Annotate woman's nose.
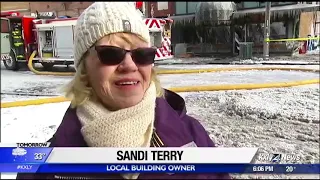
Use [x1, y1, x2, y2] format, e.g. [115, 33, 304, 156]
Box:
[117, 53, 138, 72]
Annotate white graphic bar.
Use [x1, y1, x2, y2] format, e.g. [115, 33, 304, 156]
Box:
[45, 147, 258, 164]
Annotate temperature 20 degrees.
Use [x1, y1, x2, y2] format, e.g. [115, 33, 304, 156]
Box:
[34, 153, 47, 160]
[286, 166, 296, 173]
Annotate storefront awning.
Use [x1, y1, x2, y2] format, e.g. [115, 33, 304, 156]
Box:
[232, 4, 320, 19]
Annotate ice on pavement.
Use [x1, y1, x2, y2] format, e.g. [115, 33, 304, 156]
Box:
[1, 63, 319, 179]
[160, 70, 319, 88]
[1, 64, 319, 102]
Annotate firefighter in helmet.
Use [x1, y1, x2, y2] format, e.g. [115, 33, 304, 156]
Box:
[11, 22, 25, 59]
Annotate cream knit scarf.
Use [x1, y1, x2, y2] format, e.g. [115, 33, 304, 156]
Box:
[76, 82, 156, 179]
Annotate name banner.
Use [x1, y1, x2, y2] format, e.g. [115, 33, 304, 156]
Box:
[0, 164, 319, 174]
[0, 147, 258, 164]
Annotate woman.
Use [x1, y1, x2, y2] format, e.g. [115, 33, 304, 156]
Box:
[17, 2, 230, 179]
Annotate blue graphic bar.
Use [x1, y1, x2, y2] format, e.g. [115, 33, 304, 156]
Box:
[0, 147, 52, 163]
[0, 164, 319, 174]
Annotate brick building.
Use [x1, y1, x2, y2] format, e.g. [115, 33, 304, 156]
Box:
[1, 2, 94, 17]
[29, 2, 93, 17]
[0, 2, 31, 15]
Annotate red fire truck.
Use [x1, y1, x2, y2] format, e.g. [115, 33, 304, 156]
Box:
[1, 11, 36, 70]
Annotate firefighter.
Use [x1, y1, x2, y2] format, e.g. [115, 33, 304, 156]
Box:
[11, 22, 25, 59]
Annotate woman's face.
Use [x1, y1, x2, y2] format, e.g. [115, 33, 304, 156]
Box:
[85, 33, 153, 110]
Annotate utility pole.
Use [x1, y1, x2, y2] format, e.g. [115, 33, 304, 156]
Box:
[263, 2, 271, 60]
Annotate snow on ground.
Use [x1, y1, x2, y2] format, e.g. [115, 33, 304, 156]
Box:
[160, 70, 319, 88]
[1, 62, 319, 179]
[155, 55, 320, 66]
[1, 63, 319, 102]
[156, 64, 320, 70]
[1, 102, 70, 143]
[1, 66, 71, 102]
[180, 85, 320, 179]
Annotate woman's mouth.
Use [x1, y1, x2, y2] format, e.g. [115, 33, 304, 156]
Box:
[115, 81, 139, 86]
[114, 79, 140, 88]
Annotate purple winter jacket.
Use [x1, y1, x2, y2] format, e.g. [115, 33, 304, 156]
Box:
[16, 89, 230, 179]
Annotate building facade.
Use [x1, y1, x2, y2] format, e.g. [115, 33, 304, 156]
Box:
[1, 2, 93, 17]
[233, 1, 320, 39]
[236, 2, 297, 9]
[174, 2, 198, 16]
[29, 2, 93, 17]
[1, 2, 31, 16]
[146, 2, 200, 18]
[146, 2, 175, 18]
[167, 1, 319, 56]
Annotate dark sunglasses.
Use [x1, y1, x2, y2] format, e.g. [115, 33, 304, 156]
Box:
[95, 45, 156, 65]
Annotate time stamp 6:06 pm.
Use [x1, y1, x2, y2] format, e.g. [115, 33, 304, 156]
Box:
[252, 165, 296, 173]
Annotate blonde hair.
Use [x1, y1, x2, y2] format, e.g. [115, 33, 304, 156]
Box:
[64, 33, 164, 108]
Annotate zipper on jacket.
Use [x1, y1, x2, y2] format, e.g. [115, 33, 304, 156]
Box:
[151, 128, 164, 147]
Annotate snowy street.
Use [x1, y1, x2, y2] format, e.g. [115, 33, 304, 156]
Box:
[1, 61, 319, 179]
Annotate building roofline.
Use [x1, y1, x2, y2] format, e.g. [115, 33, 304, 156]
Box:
[232, 4, 320, 19]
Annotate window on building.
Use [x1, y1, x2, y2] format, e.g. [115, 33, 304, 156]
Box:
[315, 22, 320, 36]
[243, 2, 259, 8]
[187, 2, 199, 14]
[175, 2, 199, 15]
[157, 2, 168, 10]
[240, 1, 297, 9]
[316, 13, 320, 36]
[1, 19, 10, 33]
[175, 2, 187, 15]
[270, 22, 287, 39]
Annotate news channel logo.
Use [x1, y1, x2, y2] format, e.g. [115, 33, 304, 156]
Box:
[258, 153, 301, 163]
[12, 147, 28, 162]
[271, 154, 282, 163]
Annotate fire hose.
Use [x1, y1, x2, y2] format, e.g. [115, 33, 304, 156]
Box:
[2, 51, 317, 108]
[28, 51, 75, 76]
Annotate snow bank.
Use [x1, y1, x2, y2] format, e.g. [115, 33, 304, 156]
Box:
[181, 84, 319, 179]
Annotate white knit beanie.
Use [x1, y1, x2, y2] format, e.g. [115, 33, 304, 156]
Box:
[73, 2, 150, 69]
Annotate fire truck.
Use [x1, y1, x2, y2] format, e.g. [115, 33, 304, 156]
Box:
[1, 12, 36, 70]
[1, 5, 173, 71]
